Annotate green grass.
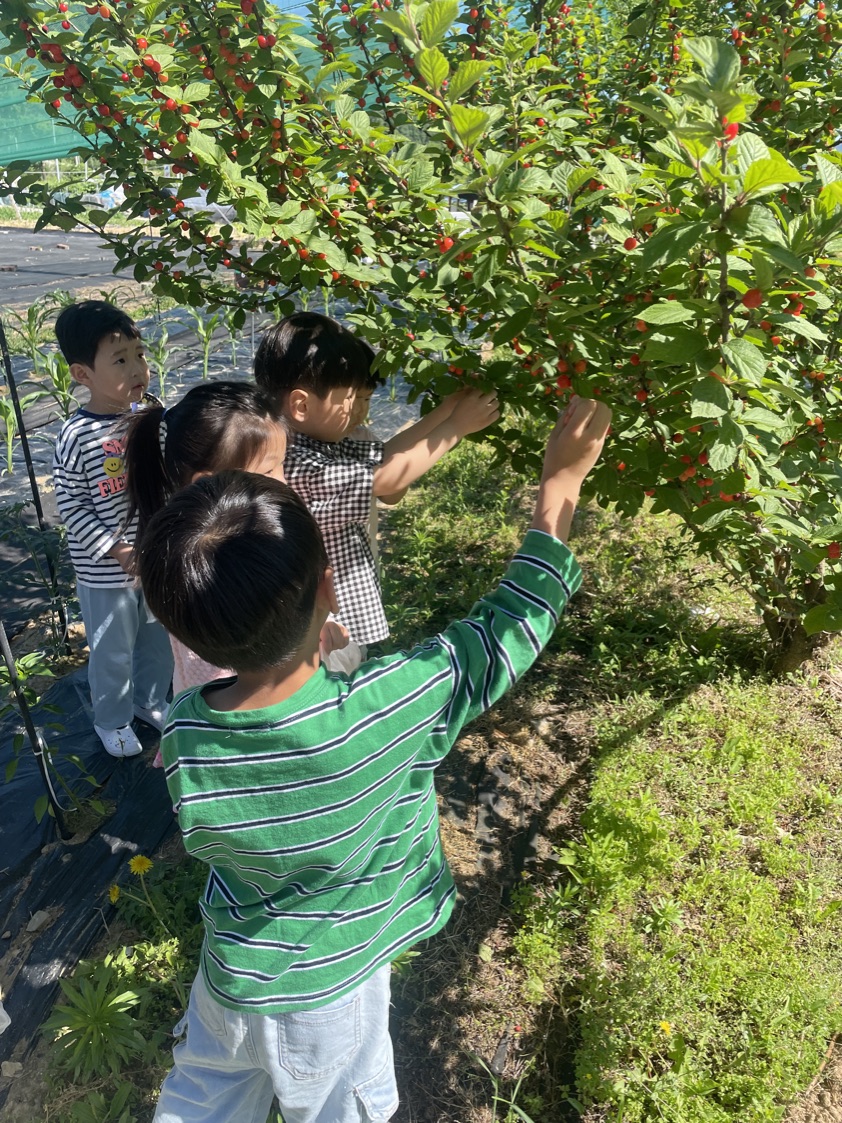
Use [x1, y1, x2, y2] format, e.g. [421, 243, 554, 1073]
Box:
[567, 677, 842, 1123]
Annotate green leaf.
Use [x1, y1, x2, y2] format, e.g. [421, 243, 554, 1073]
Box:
[815, 153, 842, 187]
[785, 315, 828, 342]
[420, 0, 459, 46]
[741, 406, 786, 430]
[437, 260, 460, 286]
[187, 130, 225, 164]
[743, 153, 805, 198]
[819, 181, 842, 214]
[474, 244, 507, 288]
[378, 10, 414, 41]
[349, 109, 371, 138]
[180, 81, 211, 104]
[448, 59, 490, 100]
[644, 329, 707, 364]
[404, 84, 445, 110]
[333, 93, 355, 120]
[706, 415, 743, 471]
[641, 222, 708, 269]
[804, 603, 842, 636]
[406, 157, 435, 191]
[450, 104, 489, 149]
[691, 377, 731, 418]
[636, 302, 697, 325]
[721, 337, 766, 384]
[751, 249, 774, 290]
[493, 306, 533, 345]
[683, 36, 740, 91]
[416, 47, 449, 92]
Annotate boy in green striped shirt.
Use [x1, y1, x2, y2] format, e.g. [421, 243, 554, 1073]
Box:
[138, 396, 610, 1123]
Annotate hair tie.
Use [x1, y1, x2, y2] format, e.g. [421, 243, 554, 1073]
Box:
[158, 415, 168, 459]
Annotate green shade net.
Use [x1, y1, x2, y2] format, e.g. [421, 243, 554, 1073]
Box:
[0, 42, 78, 165]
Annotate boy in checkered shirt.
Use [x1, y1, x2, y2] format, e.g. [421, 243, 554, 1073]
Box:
[254, 312, 499, 669]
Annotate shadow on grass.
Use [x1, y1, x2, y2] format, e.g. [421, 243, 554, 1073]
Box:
[384, 516, 772, 1122]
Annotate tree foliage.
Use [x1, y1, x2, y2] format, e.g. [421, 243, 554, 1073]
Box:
[2, 0, 842, 669]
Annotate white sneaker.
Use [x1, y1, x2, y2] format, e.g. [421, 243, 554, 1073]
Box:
[133, 705, 167, 732]
[94, 725, 144, 758]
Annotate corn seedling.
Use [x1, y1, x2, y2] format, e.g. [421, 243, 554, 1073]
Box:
[146, 324, 171, 403]
[0, 388, 43, 473]
[33, 351, 77, 419]
[181, 307, 221, 380]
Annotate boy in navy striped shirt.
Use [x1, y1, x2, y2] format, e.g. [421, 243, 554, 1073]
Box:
[52, 300, 172, 759]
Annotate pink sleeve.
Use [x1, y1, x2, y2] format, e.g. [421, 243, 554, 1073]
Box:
[170, 636, 233, 696]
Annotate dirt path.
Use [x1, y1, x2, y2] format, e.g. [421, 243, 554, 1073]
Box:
[786, 1047, 842, 1123]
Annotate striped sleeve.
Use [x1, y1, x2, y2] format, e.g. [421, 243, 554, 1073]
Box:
[438, 529, 581, 737]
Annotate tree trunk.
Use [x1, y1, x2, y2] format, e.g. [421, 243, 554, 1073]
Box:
[763, 611, 830, 677]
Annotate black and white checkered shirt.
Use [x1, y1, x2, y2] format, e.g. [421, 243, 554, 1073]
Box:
[285, 432, 388, 645]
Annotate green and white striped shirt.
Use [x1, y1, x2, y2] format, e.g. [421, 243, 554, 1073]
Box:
[161, 529, 581, 1013]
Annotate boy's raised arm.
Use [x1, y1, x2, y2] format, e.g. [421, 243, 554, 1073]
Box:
[373, 389, 499, 497]
[432, 396, 611, 739]
[530, 396, 612, 544]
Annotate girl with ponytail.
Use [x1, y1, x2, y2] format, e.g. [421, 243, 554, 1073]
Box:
[124, 381, 291, 697]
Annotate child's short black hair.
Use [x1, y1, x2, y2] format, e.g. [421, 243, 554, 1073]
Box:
[137, 471, 328, 673]
[254, 311, 375, 402]
[55, 300, 141, 367]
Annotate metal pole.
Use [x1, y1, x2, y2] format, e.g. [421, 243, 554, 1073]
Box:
[0, 317, 71, 650]
[0, 615, 69, 838]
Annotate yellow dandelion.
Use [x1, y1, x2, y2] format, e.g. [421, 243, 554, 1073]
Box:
[659, 1020, 672, 1036]
[129, 855, 154, 876]
[108, 884, 120, 904]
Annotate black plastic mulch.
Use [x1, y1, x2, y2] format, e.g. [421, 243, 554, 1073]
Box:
[0, 666, 177, 1101]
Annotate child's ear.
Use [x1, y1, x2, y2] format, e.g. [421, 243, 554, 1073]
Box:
[287, 388, 310, 424]
[318, 566, 340, 616]
[70, 362, 93, 387]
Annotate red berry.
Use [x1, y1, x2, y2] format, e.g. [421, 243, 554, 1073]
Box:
[635, 319, 647, 332]
[828, 542, 841, 560]
[556, 374, 571, 389]
[742, 288, 763, 309]
[724, 122, 739, 141]
[623, 236, 638, 250]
